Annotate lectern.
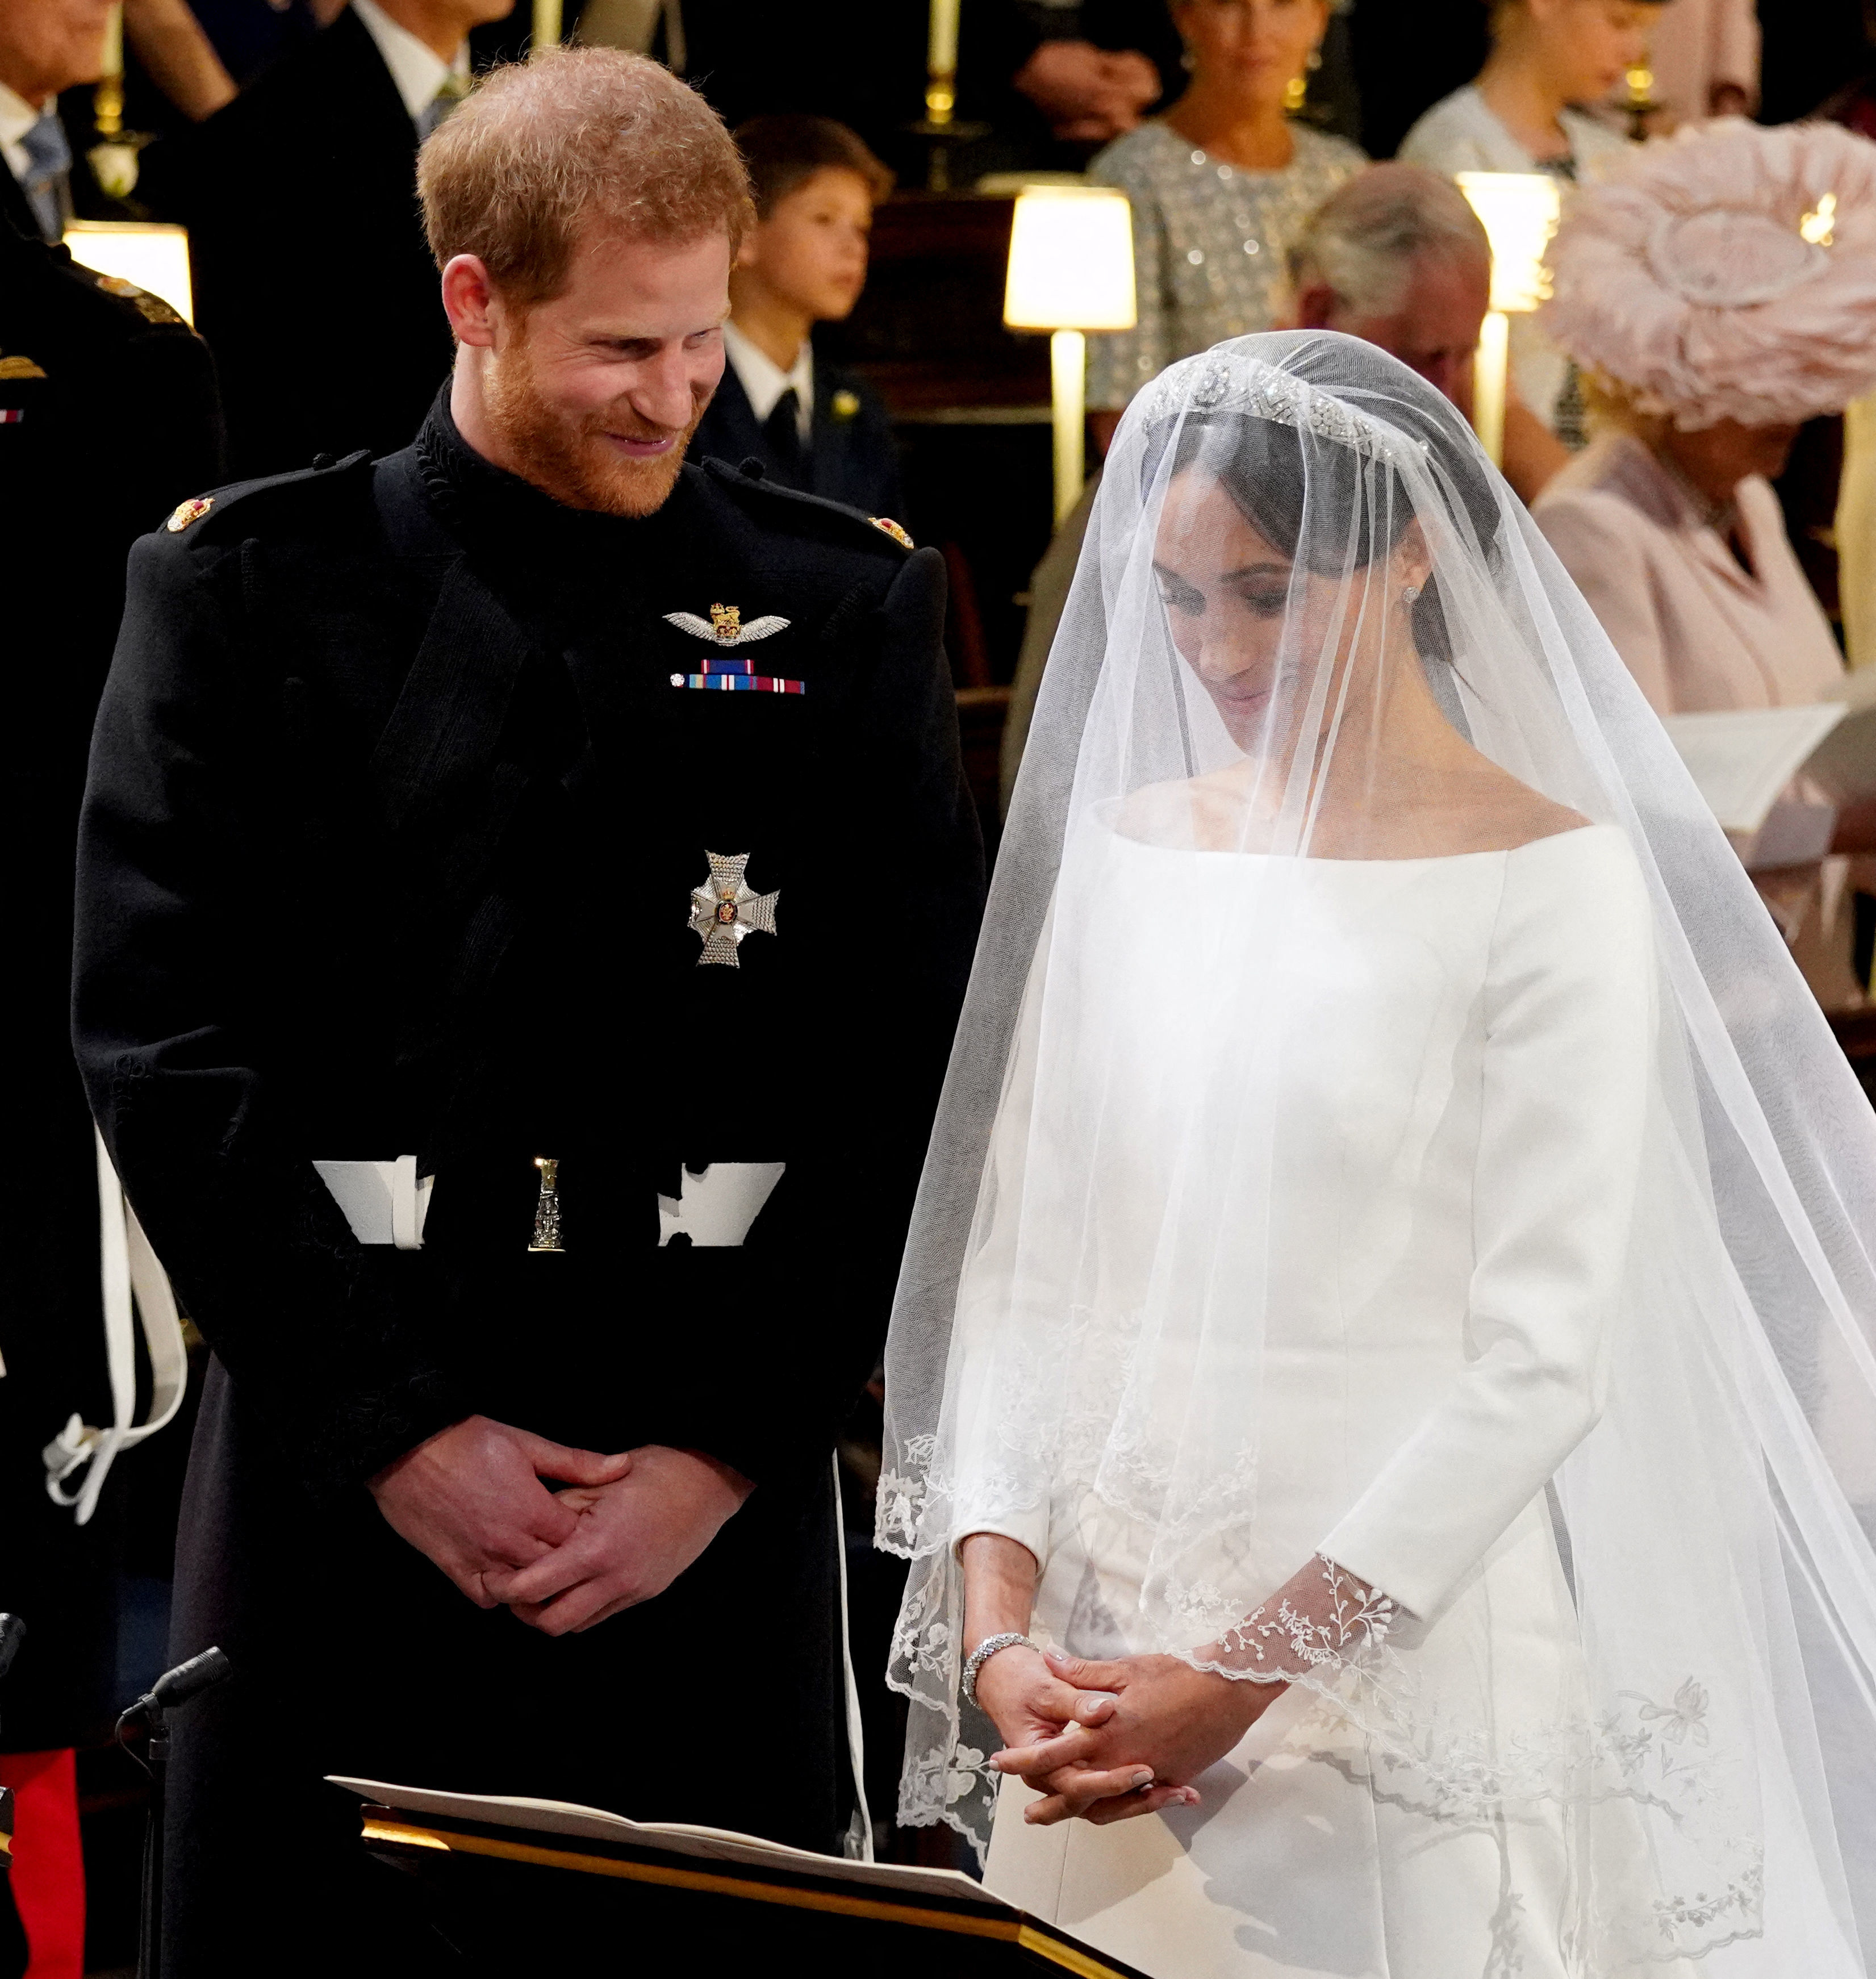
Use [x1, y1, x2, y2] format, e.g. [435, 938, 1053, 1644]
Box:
[337, 1778, 1147, 1978]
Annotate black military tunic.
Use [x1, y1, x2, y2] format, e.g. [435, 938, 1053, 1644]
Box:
[0, 219, 220, 1759]
[72, 398, 983, 1974]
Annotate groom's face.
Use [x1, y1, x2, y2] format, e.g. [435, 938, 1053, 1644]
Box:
[448, 224, 731, 516]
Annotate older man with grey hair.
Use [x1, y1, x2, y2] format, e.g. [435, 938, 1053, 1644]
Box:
[1288, 160, 1565, 504]
[1001, 163, 1568, 813]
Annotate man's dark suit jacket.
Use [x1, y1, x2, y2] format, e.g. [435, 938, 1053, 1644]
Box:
[138, 7, 452, 478]
[693, 353, 906, 523]
[72, 399, 982, 1974]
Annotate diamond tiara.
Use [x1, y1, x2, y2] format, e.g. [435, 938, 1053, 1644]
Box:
[1147, 355, 1424, 466]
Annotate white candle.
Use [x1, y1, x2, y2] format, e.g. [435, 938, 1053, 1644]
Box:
[928, 0, 959, 75]
[102, 4, 123, 78]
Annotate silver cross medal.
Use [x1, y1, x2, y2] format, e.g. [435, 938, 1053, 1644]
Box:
[688, 851, 779, 967]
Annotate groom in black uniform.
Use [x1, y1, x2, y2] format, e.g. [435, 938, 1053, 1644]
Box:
[73, 48, 980, 1977]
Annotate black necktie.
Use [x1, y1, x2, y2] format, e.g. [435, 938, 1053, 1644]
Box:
[763, 387, 805, 483]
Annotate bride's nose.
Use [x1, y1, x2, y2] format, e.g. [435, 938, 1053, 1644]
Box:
[1192, 631, 1257, 687]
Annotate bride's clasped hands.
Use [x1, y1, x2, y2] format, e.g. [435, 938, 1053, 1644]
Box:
[966, 1533, 1395, 1827]
[980, 1646, 1255, 1827]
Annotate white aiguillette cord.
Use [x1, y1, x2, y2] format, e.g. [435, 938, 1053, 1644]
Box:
[39, 1131, 189, 1526]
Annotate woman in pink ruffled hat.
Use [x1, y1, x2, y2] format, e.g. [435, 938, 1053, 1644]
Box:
[1537, 118, 1876, 1007]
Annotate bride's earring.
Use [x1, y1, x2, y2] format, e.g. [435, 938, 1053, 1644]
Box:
[1180, 44, 1195, 70]
[1402, 584, 1423, 603]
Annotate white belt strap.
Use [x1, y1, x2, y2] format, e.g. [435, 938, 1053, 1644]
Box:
[657, 1162, 786, 1247]
[313, 1158, 433, 1249]
[42, 1132, 190, 1526]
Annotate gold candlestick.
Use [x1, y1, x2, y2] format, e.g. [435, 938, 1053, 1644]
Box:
[95, 4, 123, 139]
[1623, 62, 1661, 141]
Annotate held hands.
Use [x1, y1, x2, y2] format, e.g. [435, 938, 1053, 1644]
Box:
[974, 1644, 1202, 1827]
[495, 1444, 752, 1636]
[986, 1555, 1398, 1825]
[367, 1415, 633, 1608]
[988, 1651, 1275, 1827]
[368, 1416, 750, 1634]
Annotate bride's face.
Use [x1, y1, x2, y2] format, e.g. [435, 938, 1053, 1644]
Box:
[1154, 467, 1344, 751]
[1152, 466, 1423, 754]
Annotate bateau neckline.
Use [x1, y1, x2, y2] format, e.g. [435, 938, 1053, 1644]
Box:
[1103, 820, 1615, 866]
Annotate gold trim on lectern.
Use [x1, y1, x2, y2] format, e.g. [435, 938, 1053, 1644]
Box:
[360, 1813, 1141, 1977]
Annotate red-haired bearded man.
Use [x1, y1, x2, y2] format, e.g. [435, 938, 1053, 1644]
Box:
[73, 47, 982, 1977]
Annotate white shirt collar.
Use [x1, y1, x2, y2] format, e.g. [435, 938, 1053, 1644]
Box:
[722, 319, 814, 441]
[348, 0, 465, 124]
[0, 78, 48, 183]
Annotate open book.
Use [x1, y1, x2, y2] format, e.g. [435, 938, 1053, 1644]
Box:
[328, 1776, 997, 1909]
[1660, 675, 1876, 868]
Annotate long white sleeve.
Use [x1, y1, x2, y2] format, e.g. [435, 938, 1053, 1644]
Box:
[1321, 831, 1656, 1620]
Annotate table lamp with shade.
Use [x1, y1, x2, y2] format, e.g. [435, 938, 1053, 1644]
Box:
[1455, 172, 1559, 469]
[62, 220, 194, 325]
[1002, 185, 1136, 527]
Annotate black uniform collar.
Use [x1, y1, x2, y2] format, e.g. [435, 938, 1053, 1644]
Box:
[412, 389, 667, 566]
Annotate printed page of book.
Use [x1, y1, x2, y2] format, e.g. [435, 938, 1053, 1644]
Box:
[329, 1776, 997, 1905]
[1661, 704, 1847, 833]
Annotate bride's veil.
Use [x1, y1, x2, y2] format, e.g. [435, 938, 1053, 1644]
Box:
[877, 330, 1876, 1970]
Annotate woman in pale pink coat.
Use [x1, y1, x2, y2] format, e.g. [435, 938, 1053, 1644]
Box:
[1536, 119, 1876, 1007]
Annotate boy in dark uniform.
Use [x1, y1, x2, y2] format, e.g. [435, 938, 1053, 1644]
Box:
[72, 49, 980, 1976]
[693, 114, 906, 520]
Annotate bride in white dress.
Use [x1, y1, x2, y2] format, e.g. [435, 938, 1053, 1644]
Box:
[878, 332, 1876, 1977]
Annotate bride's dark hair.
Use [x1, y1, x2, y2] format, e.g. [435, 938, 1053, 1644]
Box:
[1157, 400, 1502, 667]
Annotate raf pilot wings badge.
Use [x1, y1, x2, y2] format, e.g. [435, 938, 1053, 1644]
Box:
[664, 602, 788, 646]
[665, 602, 805, 695]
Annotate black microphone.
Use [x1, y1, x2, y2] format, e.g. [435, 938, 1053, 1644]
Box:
[127, 1646, 231, 1723]
[0, 1615, 23, 1686]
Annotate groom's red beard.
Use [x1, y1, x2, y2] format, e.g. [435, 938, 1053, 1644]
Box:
[482, 322, 711, 517]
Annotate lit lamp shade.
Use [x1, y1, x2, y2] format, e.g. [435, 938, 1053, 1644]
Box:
[1003, 186, 1136, 332]
[1454, 172, 1560, 314]
[62, 219, 194, 325]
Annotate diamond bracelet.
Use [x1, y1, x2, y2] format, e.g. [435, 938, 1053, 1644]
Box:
[961, 1631, 1040, 1708]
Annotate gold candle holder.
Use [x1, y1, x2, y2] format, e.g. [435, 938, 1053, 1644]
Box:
[925, 68, 955, 128]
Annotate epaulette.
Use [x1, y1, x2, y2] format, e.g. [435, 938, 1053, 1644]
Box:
[72, 265, 190, 329]
[158, 448, 374, 543]
[698, 453, 916, 555]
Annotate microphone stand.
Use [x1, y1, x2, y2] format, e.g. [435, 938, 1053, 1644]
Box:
[123, 1647, 230, 1979]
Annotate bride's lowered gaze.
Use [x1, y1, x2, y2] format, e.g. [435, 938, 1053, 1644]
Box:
[879, 332, 1876, 1977]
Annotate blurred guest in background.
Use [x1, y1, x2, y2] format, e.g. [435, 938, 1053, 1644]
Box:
[0, 215, 220, 1979]
[0, 0, 111, 240]
[1400, 0, 1656, 445]
[116, 0, 236, 127]
[1637, 0, 1756, 126]
[1538, 119, 1876, 1005]
[692, 115, 903, 519]
[141, 0, 513, 477]
[1085, 0, 1364, 451]
[1399, 0, 1649, 178]
[1288, 161, 1566, 502]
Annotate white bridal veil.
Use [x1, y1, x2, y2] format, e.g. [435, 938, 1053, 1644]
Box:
[878, 331, 1876, 1972]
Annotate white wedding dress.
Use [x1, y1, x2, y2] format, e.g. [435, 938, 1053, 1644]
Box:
[963, 818, 1674, 1979]
[886, 338, 1876, 1978]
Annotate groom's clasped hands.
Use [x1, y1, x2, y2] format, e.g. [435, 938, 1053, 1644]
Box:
[367, 1414, 752, 1635]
